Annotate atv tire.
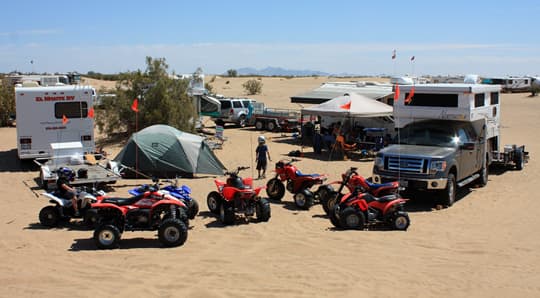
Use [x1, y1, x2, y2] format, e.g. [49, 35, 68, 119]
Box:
[325, 193, 343, 216]
[316, 185, 333, 213]
[207, 191, 222, 214]
[392, 211, 410, 231]
[83, 209, 100, 228]
[266, 178, 285, 201]
[219, 201, 235, 225]
[39, 206, 59, 227]
[256, 198, 271, 222]
[339, 207, 365, 230]
[187, 199, 199, 219]
[94, 224, 121, 249]
[329, 204, 342, 228]
[293, 190, 314, 210]
[158, 218, 188, 247]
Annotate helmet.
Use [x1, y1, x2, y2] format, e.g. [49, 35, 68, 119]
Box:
[258, 135, 266, 144]
[58, 167, 75, 180]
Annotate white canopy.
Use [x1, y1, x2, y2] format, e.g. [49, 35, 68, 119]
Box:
[301, 93, 393, 118]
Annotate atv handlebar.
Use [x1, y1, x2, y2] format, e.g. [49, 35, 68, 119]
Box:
[224, 166, 250, 176]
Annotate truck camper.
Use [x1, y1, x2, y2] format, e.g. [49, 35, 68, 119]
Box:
[373, 84, 529, 207]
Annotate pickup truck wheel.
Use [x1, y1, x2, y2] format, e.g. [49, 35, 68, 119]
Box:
[255, 120, 264, 130]
[440, 173, 456, 207]
[476, 156, 488, 187]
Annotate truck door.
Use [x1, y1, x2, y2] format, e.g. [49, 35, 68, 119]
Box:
[456, 127, 476, 179]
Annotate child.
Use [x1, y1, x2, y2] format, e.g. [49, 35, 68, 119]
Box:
[256, 135, 271, 179]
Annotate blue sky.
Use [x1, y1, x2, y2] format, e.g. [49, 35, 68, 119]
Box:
[1, 0, 539, 76]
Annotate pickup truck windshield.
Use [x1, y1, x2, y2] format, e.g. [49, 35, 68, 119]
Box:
[397, 125, 457, 147]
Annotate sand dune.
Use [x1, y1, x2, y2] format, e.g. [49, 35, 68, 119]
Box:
[0, 77, 538, 297]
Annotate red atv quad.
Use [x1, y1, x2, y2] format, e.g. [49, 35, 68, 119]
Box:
[265, 159, 327, 210]
[206, 166, 270, 225]
[319, 167, 400, 215]
[329, 186, 410, 231]
[91, 189, 189, 249]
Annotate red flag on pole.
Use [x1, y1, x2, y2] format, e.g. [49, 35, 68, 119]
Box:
[405, 86, 415, 104]
[392, 50, 396, 60]
[88, 107, 95, 118]
[340, 101, 351, 110]
[394, 84, 400, 101]
[62, 114, 68, 125]
[131, 98, 139, 113]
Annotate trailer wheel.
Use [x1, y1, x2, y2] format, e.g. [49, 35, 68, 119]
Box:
[255, 120, 264, 130]
[515, 150, 524, 170]
[267, 120, 276, 131]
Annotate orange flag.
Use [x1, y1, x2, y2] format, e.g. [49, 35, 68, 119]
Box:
[405, 86, 415, 104]
[340, 101, 351, 110]
[394, 84, 400, 101]
[62, 114, 68, 125]
[88, 107, 95, 118]
[131, 98, 139, 113]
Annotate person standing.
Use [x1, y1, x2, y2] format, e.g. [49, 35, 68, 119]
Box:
[256, 135, 271, 179]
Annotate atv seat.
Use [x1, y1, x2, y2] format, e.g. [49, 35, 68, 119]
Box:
[366, 180, 398, 190]
[101, 194, 145, 206]
[295, 170, 320, 178]
[362, 193, 399, 203]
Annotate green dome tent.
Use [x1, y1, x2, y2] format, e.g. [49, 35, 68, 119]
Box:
[114, 125, 226, 178]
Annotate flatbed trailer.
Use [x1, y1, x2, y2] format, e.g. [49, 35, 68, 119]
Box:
[35, 157, 121, 190]
[249, 103, 302, 132]
[34, 142, 121, 190]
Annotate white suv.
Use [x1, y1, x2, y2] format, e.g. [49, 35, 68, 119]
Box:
[212, 98, 255, 127]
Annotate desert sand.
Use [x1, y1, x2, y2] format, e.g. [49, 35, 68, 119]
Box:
[0, 77, 539, 298]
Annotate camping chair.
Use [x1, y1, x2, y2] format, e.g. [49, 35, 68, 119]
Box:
[205, 125, 226, 150]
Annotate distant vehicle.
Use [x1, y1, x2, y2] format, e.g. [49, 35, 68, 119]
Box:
[481, 76, 532, 93]
[211, 97, 256, 127]
[15, 85, 96, 160]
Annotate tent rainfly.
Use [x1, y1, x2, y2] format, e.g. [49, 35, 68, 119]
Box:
[301, 93, 393, 118]
[114, 125, 226, 177]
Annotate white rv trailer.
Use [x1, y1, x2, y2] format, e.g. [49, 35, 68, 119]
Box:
[15, 85, 95, 159]
[481, 76, 532, 93]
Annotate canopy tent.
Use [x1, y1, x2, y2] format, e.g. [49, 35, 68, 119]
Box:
[301, 93, 393, 117]
[291, 81, 393, 104]
[114, 125, 226, 178]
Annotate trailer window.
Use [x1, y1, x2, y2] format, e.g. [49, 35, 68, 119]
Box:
[54, 102, 88, 118]
[474, 93, 485, 107]
[490, 92, 499, 105]
[405, 93, 458, 107]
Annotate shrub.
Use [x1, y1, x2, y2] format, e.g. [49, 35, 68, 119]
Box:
[243, 79, 263, 95]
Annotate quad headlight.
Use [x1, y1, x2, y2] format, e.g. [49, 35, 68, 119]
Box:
[374, 157, 384, 170]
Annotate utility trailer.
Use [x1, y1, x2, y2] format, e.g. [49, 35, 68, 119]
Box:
[35, 142, 121, 190]
[249, 102, 302, 132]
